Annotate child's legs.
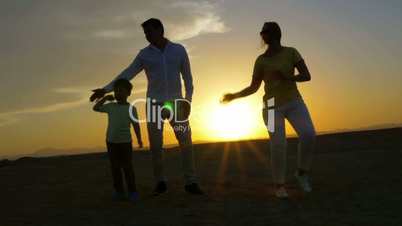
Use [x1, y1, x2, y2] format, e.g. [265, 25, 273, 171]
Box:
[120, 142, 137, 193]
[286, 99, 316, 172]
[263, 107, 287, 185]
[106, 142, 124, 193]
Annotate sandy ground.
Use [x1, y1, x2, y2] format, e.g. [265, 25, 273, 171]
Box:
[1, 128, 401, 226]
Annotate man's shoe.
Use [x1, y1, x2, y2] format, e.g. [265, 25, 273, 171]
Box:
[153, 181, 167, 195]
[185, 183, 204, 195]
[112, 191, 126, 201]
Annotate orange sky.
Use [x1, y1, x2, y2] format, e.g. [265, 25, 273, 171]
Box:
[1, 0, 402, 157]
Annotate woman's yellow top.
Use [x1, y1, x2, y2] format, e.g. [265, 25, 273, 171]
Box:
[253, 46, 303, 106]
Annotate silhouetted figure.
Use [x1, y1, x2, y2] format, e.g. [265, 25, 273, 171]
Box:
[90, 18, 203, 195]
[93, 79, 143, 202]
[222, 22, 316, 199]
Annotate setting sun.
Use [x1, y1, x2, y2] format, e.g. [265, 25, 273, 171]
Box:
[204, 102, 259, 140]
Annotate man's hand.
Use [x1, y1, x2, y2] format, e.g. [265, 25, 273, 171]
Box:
[177, 101, 191, 121]
[90, 88, 107, 102]
[221, 93, 236, 103]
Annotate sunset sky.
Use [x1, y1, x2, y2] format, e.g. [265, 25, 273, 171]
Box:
[1, 0, 402, 157]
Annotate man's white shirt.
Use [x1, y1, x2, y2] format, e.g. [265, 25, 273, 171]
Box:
[103, 41, 193, 102]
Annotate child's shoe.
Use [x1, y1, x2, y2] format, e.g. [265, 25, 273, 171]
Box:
[184, 183, 204, 195]
[128, 192, 140, 202]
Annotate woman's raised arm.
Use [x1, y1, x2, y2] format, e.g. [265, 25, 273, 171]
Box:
[221, 76, 262, 103]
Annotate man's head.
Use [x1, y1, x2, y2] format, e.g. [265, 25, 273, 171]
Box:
[113, 79, 132, 102]
[141, 18, 164, 45]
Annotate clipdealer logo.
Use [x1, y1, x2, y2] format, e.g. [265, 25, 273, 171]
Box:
[128, 97, 275, 133]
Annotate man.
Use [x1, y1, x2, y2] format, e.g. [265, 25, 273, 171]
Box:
[90, 18, 203, 195]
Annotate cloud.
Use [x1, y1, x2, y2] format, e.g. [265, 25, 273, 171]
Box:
[92, 30, 130, 39]
[0, 88, 89, 127]
[0, 0, 227, 127]
[166, 1, 230, 41]
[62, 0, 229, 41]
[0, 87, 146, 127]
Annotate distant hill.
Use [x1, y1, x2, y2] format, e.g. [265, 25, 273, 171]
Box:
[32, 147, 105, 158]
[1, 126, 401, 161]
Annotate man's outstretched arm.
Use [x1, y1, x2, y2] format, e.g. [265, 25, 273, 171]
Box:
[90, 53, 143, 102]
[103, 53, 144, 92]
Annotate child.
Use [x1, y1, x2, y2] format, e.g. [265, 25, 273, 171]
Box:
[93, 79, 143, 202]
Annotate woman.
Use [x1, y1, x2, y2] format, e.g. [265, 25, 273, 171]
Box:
[221, 22, 316, 199]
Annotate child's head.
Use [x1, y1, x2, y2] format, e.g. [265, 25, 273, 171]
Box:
[113, 79, 132, 102]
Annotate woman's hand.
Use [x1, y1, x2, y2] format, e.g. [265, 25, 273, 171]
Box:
[221, 93, 237, 103]
[220, 76, 262, 104]
[269, 70, 286, 81]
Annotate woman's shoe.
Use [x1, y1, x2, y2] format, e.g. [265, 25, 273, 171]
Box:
[295, 171, 312, 192]
[275, 186, 289, 199]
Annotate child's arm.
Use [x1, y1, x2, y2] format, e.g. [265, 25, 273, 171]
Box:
[93, 95, 114, 112]
[132, 121, 143, 148]
[130, 106, 143, 148]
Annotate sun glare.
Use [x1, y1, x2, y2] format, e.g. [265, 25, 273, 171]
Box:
[205, 102, 258, 140]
